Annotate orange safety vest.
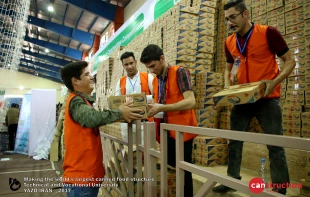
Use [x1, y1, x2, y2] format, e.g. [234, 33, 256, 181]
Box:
[120, 72, 151, 95]
[225, 24, 280, 98]
[153, 66, 198, 142]
[120, 72, 154, 122]
[63, 93, 104, 185]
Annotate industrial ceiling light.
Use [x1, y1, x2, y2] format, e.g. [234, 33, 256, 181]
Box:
[19, 86, 24, 90]
[48, 5, 54, 12]
[45, 49, 49, 53]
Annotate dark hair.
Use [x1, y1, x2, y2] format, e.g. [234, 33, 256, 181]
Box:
[140, 44, 164, 63]
[11, 103, 16, 108]
[120, 52, 135, 63]
[60, 61, 88, 91]
[224, 0, 247, 12]
[15, 104, 19, 108]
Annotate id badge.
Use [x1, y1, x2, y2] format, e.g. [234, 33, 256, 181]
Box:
[230, 56, 241, 81]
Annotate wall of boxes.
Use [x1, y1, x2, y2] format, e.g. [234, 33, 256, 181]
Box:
[95, 0, 310, 186]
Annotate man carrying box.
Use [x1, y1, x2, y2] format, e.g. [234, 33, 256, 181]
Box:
[212, 0, 295, 195]
[140, 44, 197, 197]
[115, 51, 154, 123]
[60, 61, 143, 197]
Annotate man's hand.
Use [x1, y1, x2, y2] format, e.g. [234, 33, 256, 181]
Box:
[261, 80, 276, 97]
[118, 102, 143, 123]
[147, 104, 161, 117]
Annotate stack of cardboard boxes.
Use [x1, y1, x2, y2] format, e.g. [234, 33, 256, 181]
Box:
[195, 1, 218, 74]
[192, 136, 228, 167]
[195, 72, 223, 128]
[278, 0, 310, 138]
[164, 5, 200, 84]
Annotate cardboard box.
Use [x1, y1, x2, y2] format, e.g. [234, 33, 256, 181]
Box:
[283, 127, 301, 137]
[108, 93, 147, 109]
[204, 144, 228, 153]
[282, 112, 301, 120]
[305, 3, 310, 19]
[202, 158, 227, 167]
[282, 119, 301, 128]
[196, 72, 223, 80]
[302, 120, 310, 128]
[282, 105, 303, 112]
[196, 52, 214, 59]
[212, 82, 266, 106]
[130, 105, 148, 119]
[196, 110, 219, 119]
[301, 128, 310, 137]
[302, 112, 310, 121]
[176, 61, 195, 68]
[195, 136, 227, 146]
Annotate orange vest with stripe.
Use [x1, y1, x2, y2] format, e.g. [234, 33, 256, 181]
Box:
[153, 66, 198, 142]
[225, 24, 280, 98]
[120, 72, 154, 122]
[120, 72, 151, 95]
[63, 93, 104, 185]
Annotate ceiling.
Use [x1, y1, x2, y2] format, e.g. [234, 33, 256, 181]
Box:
[1, 0, 131, 83]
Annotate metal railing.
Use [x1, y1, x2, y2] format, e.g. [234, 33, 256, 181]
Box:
[99, 120, 144, 197]
[149, 123, 310, 197]
[100, 121, 310, 197]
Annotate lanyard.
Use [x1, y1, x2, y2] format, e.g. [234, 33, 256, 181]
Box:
[158, 76, 165, 102]
[128, 76, 138, 92]
[236, 26, 254, 55]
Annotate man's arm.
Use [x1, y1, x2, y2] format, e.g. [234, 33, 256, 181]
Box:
[224, 63, 233, 88]
[262, 27, 295, 97]
[70, 96, 122, 128]
[263, 50, 295, 97]
[224, 42, 234, 88]
[159, 90, 195, 111]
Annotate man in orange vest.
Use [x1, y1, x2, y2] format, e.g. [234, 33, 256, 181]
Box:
[140, 44, 197, 197]
[60, 61, 143, 197]
[115, 52, 153, 100]
[213, 1, 295, 195]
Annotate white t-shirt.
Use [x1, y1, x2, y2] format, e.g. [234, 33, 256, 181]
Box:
[115, 71, 154, 103]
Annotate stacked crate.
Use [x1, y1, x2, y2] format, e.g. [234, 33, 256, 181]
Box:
[163, 5, 200, 87]
[195, 72, 223, 128]
[96, 57, 115, 110]
[278, 0, 310, 137]
[252, 0, 268, 25]
[192, 136, 228, 167]
[196, 1, 218, 74]
[302, 112, 310, 137]
[193, 71, 227, 167]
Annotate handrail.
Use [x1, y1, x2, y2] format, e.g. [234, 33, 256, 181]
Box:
[156, 123, 310, 197]
[99, 120, 145, 197]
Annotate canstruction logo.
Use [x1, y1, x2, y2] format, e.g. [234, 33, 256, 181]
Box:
[248, 177, 302, 194]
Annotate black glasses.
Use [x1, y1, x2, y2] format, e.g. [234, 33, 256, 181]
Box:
[225, 12, 243, 23]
